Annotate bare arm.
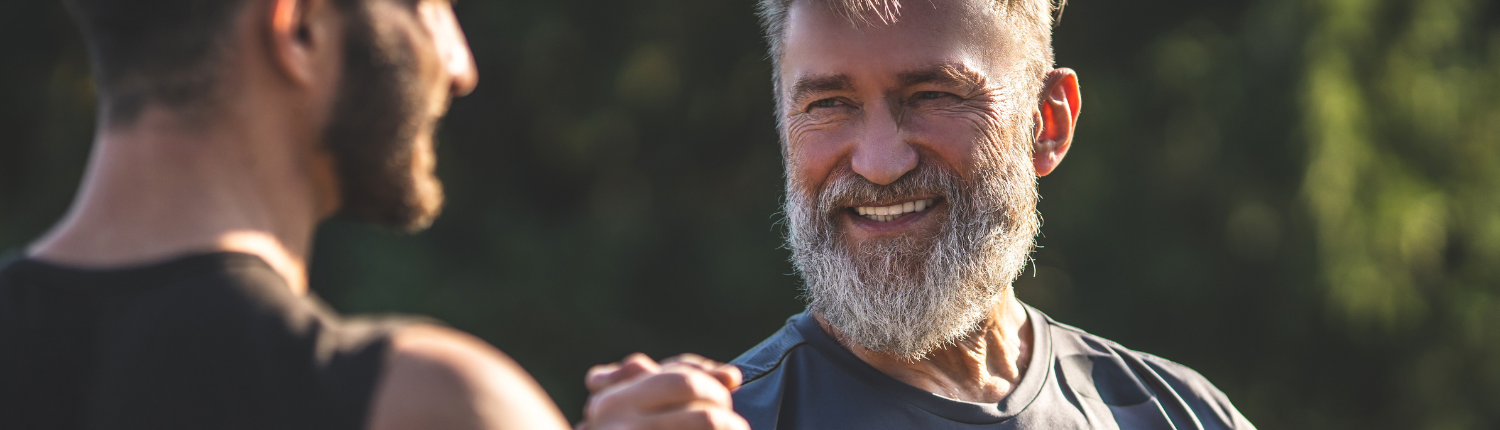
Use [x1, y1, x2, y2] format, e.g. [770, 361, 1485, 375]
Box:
[364, 325, 748, 430]
[366, 324, 571, 430]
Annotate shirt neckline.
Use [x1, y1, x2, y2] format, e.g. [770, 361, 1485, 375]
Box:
[1, 251, 277, 290]
[792, 304, 1054, 424]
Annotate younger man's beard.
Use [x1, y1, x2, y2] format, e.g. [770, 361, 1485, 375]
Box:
[322, 5, 445, 232]
[785, 122, 1040, 361]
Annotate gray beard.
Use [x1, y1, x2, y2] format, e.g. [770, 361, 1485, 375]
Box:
[784, 125, 1040, 361]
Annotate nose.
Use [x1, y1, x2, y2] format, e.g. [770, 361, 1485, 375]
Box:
[446, 43, 478, 97]
[850, 103, 918, 185]
[425, 2, 478, 96]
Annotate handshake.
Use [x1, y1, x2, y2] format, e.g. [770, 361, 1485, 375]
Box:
[578, 353, 748, 430]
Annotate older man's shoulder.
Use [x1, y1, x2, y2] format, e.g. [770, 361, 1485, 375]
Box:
[1036, 310, 1257, 430]
[731, 313, 812, 384]
[1041, 315, 1217, 388]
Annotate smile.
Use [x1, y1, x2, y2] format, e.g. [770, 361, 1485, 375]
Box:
[852, 198, 938, 222]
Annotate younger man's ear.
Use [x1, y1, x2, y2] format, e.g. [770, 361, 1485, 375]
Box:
[267, 0, 335, 87]
[1032, 68, 1081, 177]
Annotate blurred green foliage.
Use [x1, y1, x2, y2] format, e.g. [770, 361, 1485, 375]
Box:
[2, 0, 1499, 427]
[1302, 0, 1500, 425]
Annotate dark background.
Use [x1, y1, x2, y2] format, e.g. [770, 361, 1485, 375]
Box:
[5, 0, 1500, 427]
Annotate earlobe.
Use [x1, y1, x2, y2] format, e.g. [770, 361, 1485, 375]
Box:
[1032, 133, 1062, 177]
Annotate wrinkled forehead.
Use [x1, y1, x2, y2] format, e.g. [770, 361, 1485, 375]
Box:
[780, 0, 1019, 88]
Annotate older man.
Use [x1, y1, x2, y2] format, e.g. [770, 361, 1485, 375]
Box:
[730, 0, 1255, 428]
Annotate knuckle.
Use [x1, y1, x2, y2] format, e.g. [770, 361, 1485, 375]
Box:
[686, 409, 717, 429]
[680, 372, 722, 399]
[703, 408, 749, 430]
[623, 352, 653, 365]
[718, 366, 743, 386]
[588, 391, 624, 417]
[586, 367, 615, 386]
[657, 371, 696, 393]
[620, 360, 651, 374]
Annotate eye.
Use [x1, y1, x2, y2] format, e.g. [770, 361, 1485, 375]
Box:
[914, 91, 952, 100]
[808, 98, 844, 109]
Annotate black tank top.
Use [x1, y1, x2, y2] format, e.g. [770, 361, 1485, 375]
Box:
[0, 252, 406, 430]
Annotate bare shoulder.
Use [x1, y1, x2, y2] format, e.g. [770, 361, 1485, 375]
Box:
[366, 324, 571, 430]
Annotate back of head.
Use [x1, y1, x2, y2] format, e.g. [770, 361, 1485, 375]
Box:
[61, 0, 465, 234]
[64, 0, 251, 124]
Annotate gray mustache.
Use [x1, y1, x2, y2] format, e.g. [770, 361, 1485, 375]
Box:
[815, 163, 966, 218]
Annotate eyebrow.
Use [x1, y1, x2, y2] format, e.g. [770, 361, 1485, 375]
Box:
[786, 64, 990, 107]
[896, 64, 987, 92]
[788, 74, 854, 105]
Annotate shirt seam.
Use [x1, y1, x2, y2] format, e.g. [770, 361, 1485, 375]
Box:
[741, 340, 810, 386]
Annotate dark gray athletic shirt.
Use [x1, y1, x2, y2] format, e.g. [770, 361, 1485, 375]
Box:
[0, 252, 407, 430]
[731, 306, 1255, 429]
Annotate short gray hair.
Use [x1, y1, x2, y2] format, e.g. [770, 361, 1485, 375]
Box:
[755, 0, 1066, 113]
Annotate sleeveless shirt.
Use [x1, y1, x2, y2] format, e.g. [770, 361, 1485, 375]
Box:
[0, 252, 404, 430]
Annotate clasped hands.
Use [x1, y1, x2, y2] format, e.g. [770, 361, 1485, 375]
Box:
[577, 353, 750, 430]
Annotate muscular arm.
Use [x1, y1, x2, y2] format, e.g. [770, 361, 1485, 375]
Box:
[366, 324, 570, 430]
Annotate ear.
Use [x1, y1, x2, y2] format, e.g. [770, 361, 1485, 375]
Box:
[1032, 68, 1081, 177]
[266, 0, 335, 88]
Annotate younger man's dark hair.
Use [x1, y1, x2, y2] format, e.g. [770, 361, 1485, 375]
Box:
[63, 0, 253, 124]
[64, 0, 371, 125]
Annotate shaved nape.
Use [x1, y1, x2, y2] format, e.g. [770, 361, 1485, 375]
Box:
[64, 0, 376, 127]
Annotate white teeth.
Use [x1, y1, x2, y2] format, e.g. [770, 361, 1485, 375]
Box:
[852, 198, 937, 223]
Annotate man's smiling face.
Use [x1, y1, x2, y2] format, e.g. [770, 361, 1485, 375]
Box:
[779, 0, 1045, 359]
[780, 0, 1038, 249]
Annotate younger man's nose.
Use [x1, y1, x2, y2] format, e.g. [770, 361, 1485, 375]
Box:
[448, 54, 478, 97]
[424, 3, 478, 96]
[850, 109, 917, 186]
[440, 35, 477, 97]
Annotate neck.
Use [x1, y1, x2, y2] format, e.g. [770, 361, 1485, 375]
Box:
[818, 289, 1033, 403]
[27, 107, 337, 295]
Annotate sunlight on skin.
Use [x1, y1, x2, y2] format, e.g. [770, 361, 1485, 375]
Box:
[778, 0, 1078, 403]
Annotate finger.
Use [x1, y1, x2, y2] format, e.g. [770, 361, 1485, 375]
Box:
[586, 363, 620, 391]
[661, 353, 719, 369]
[587, 353, 659, 393]
[659, 361, 741, 391]
[591, 368, 734, 415]
[710, 364, 742, 390]
[633, 408, 750, 430]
